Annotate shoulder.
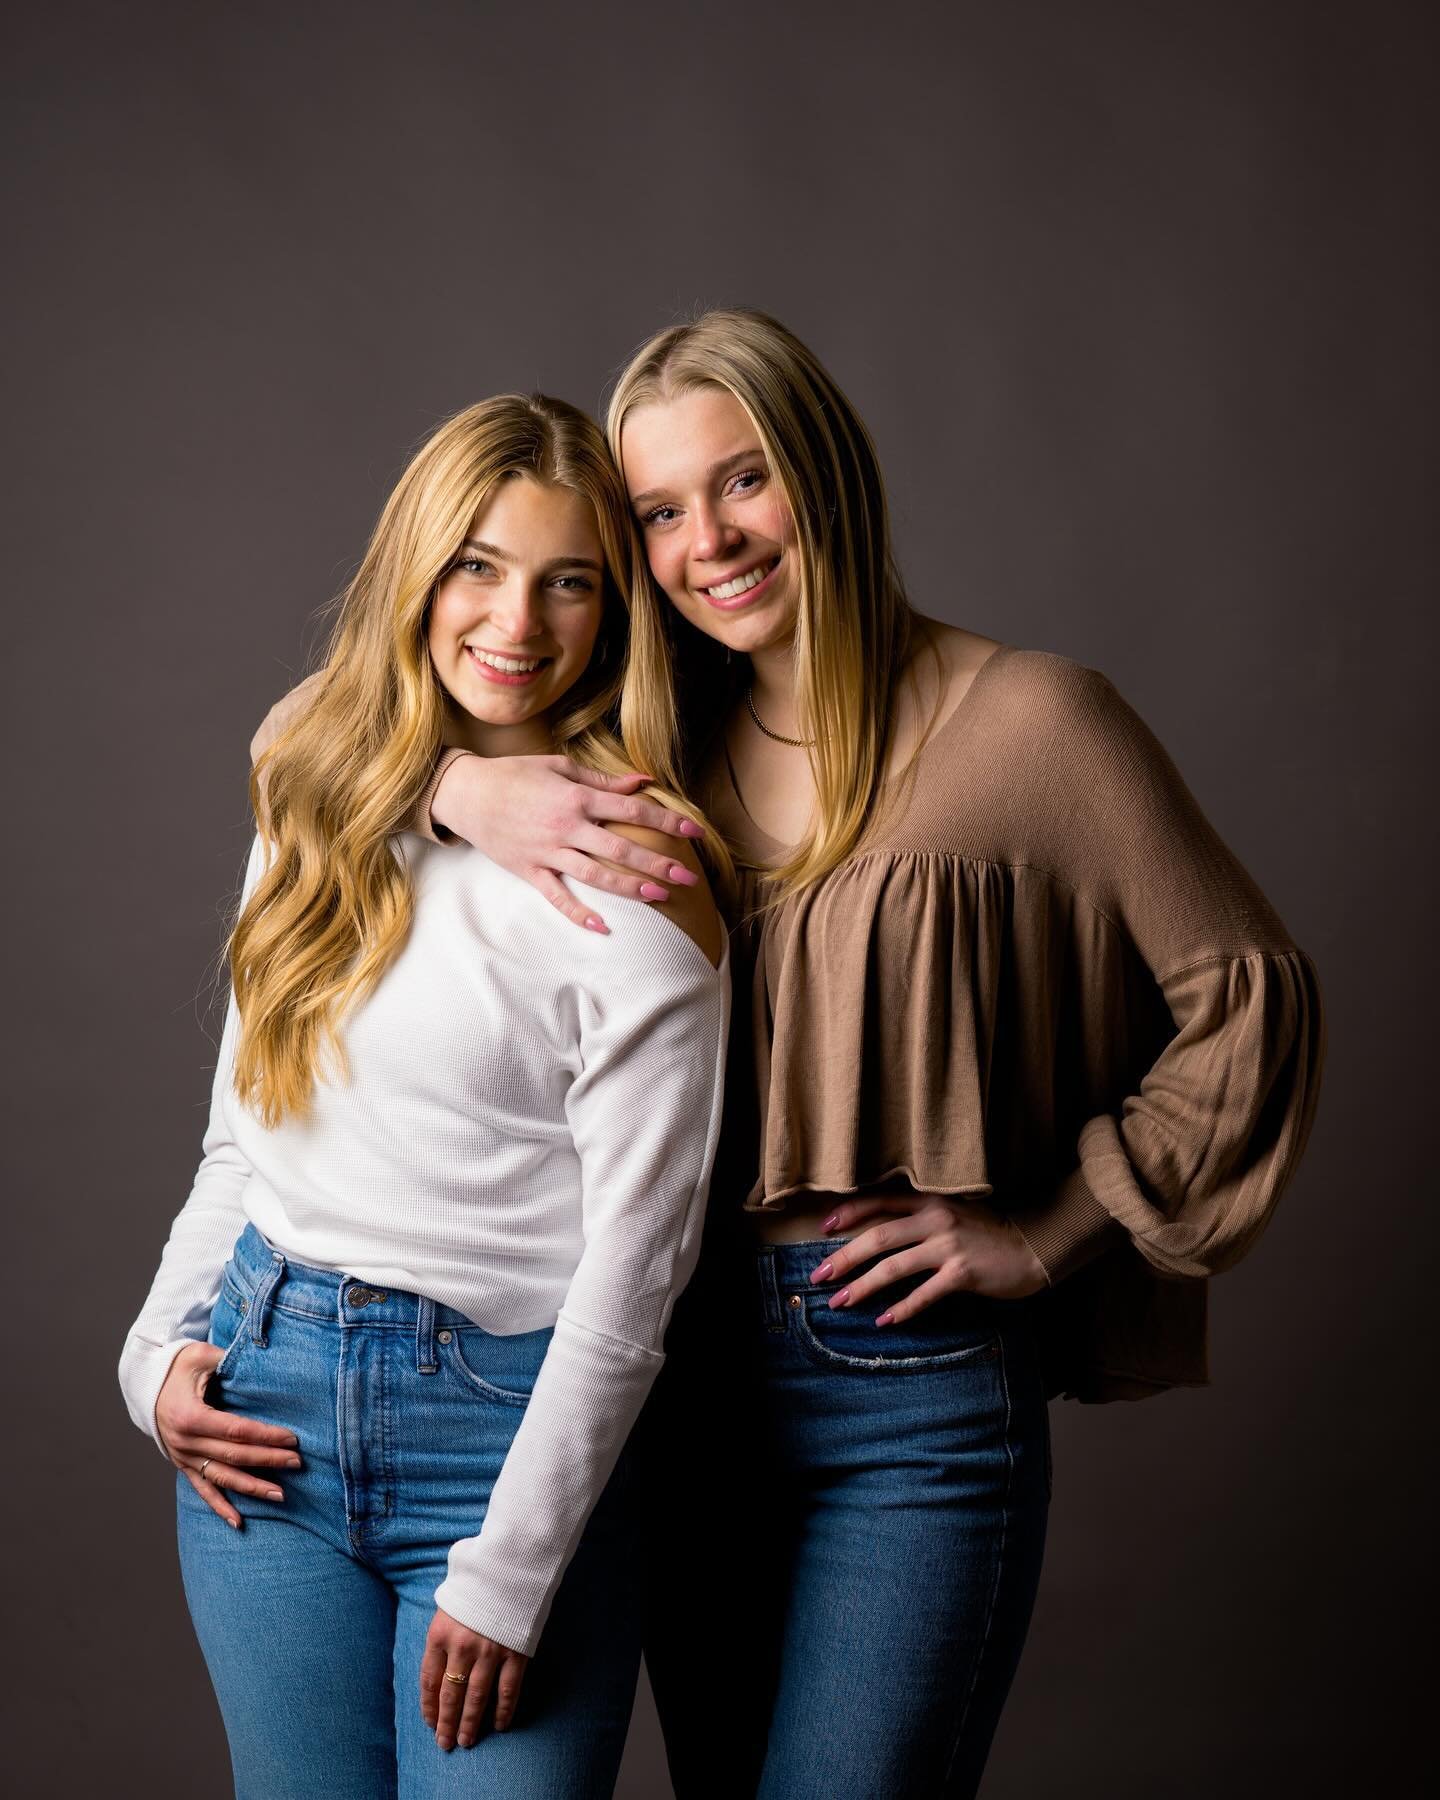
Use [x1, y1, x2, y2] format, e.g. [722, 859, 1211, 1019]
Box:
[962, 644, 1154, 763]
[250, 670, 327, 765]
[604, 825, 726, 970]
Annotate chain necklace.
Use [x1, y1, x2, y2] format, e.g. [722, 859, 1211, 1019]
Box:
[745, 683, 814, 748]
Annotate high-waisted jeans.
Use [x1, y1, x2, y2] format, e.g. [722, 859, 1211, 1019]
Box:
[637, 1238, 1051, 1800]
[175, 1222, 639, 1800]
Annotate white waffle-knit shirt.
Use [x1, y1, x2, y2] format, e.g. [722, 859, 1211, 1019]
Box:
[119, 833, 729, 1655]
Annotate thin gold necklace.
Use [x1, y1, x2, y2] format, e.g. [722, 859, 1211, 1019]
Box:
[745, 683, 813, 748]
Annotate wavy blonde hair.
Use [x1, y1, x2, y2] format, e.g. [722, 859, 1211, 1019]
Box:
[606, 308, 914, 902]
[233, 393, 707, 1126]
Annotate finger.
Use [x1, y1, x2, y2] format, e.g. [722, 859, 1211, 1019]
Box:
[528, 869, 609, 935]
[491, 1654, 528, 1732]
[834, 1246, 936, 1308]
[810, 1215, 926, 1285]
[441, 1655, 494, 1751]
[876, 1266, 971, 1326]
[213, 1410, 302, 1451]
[553, 850, 671, 903]
[581, 785, 706, 842]
[562, 764, 652, 792]
[579, 821, 700, 885]
[187, 1454, 287, 1504]
[181, 1464, 243, 1530]
[821, 1196, 925, 1235]
[455, 1655, 502, 1748]
[418, 1637, 448, 1729]
[186, 1431, 303, 1472]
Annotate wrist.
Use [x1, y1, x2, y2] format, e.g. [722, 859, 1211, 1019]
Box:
[1007, 1168, 1123, 1286]
[428, 748, 481, 840]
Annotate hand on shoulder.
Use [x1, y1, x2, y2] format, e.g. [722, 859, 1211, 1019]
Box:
[604, 823, 726, 969]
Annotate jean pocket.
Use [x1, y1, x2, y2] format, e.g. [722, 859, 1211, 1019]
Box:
[442, 1324, 552, 1407]
[206, 1271, 253, 1382]
[790, 1289, 1000, 1373]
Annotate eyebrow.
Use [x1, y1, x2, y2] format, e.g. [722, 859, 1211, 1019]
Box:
[461, 538, 603, 572]
[629, 448, 766, 510]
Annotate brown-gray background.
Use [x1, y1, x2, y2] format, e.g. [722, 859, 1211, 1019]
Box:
[3, 1, 1433, 1793]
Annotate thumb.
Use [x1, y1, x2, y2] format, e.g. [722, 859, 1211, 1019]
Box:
[187, 1340, 226, 1386]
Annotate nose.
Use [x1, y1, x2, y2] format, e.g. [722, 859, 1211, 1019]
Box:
[689, 500, 743, 565]
[488, 576, 545, 645]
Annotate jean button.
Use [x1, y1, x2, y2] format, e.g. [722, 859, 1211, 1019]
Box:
[437, 1329, 453, 1344]
[788, 1294, 803, 1308]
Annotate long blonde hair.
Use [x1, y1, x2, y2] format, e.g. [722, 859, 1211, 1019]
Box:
[606, 308, 913, 901]
[233, 393, 705, 1126]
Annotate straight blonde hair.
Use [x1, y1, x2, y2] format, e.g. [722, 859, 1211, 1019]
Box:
[233, 393, 709, 1126]
[606, 308, 914, 902]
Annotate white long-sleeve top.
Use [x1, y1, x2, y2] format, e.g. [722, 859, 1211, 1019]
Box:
[119, 833, 729, 1655]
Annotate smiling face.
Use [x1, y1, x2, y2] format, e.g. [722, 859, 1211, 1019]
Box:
[619, 385, 799, 658]
[426, 475, 606, 756]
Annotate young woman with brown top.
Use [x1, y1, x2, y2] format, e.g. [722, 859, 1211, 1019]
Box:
[254, 312, 1325, 1797]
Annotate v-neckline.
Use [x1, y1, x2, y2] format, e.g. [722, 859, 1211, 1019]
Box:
[718, 642, 1015, 867]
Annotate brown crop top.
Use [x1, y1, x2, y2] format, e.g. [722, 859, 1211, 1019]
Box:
[696, 645, 1325, 1402]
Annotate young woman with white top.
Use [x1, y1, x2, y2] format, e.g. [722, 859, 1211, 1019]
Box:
[118, 393, 728, 1799]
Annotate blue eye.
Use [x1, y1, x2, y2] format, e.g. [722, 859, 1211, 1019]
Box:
[728, 469, 765, 495]
[453, 556, 493, 576]
[641, 504, 679, 528]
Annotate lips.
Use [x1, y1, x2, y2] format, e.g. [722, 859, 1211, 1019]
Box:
[696, 554, 782, 610]
[465, 645, 551, 685]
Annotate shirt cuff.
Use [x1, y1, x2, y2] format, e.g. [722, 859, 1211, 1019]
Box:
[1007, 1166, 1126, 1285]
[417, 747, 474, 843]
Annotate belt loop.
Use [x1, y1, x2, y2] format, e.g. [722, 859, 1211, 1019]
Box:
[757, 1247, 784, 1332]
[416, 1295, 437, 1374]
[249, 1250, 285, 1348]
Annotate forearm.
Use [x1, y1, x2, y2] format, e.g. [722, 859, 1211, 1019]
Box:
[434, 1313, 663, 1654]
[119, 841, 264, 1448]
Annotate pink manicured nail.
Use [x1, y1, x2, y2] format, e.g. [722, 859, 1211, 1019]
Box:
[876, 1311, 895, 1327]
[668, 864, 699, 885]
[679, 820, 704, 836]
[640, 883, 669, 901]
[831, 1287, 851, 1308]
[822, 1213, 841, 1233]
[585, 916, 609, 934]
[810, 1261, 834, 1284]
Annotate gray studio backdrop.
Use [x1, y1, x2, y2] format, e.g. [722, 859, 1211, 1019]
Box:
[4, 2, 1432, 1794]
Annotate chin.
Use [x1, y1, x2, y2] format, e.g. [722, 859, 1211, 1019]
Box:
[689, 603, 795, 658]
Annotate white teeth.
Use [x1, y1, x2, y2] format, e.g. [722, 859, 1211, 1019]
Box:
[469, 647, 543, 673]
[703, 559, 775, 600]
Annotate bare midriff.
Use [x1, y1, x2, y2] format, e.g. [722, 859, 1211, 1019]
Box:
[743, 1195, 846, 1245]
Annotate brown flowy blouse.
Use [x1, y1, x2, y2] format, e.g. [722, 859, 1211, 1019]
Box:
[697, 646, 1325, 1403]
[254, 644, 1324, 1405]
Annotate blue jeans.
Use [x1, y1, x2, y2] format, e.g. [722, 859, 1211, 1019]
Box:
[638, 1238, 1051, 1799]
[175, 1222, 639, 1800]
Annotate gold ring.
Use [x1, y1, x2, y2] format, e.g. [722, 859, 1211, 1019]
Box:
[443, 1670, 468, 1686]
[199, 1458, 212, 1478]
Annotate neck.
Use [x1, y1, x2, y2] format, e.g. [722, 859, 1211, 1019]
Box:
[747, 636, 803, 738]
[445, 707, 556, 760]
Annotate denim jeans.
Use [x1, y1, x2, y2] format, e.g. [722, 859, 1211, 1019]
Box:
[638, 1238, 1051, 1800]
[175, 1222, 639, 1800]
